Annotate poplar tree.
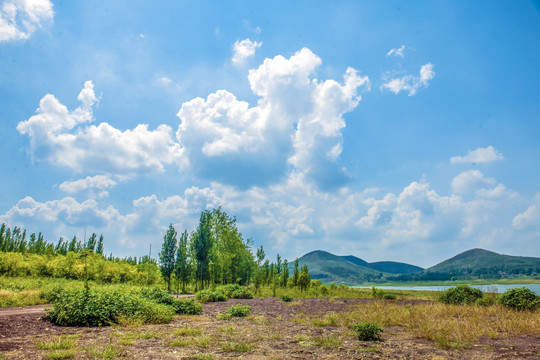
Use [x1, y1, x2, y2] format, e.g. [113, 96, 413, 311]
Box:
[175, 230, 191, 293]
[159, 224, 178, 291]
[293, 258, 300, 287]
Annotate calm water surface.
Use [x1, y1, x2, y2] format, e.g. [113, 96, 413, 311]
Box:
[355, 284, 540, 294]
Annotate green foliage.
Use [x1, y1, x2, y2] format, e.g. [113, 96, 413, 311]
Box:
[216, 284, 253, 299]
[174, 298, 203, 315]
[140, 287, 202, 314]
[196, 289, 227, 303]
[353, 321, 383, 341]
[438, 285, 484, 305]
[382, 293, 396, 300]
[217, 304, 251, 319]
[497, 287, 540, 311]
[475, 296, 495, 307]
[281, 294, 294, 302]
[298, 264, 311, 291]
[159, 224, 178, 291]
[46, 288, 174, 326]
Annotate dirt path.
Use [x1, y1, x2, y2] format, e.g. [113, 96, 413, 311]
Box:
[0, 305, 48, 317]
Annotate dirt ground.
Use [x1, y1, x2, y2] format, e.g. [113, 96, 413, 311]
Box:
[0, 298, 539, 359]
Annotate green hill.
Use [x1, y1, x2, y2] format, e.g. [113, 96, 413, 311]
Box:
[295, 250, 423, 285]
[369, 261, 424, 274]
[425, 248, 540, 276]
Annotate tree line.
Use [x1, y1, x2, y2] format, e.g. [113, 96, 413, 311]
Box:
[0, 223, 105, 256]
[158, 207, 311, 293]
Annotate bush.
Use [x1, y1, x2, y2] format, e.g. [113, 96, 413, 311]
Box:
[281, 294, 293, 302]
[353, 321, 383, 341]
[46, 288, 174, 326]
[196, 289, 227, 303]
[497, 287, 540, 311]
[173, 297, 203, 315]
[382, 293, 396, 300]
[216, 284, 254, 299]
[140, 287, 175, 305]
[217, 304, 251, 320]
[475, 296, 495, 307]
[320, 284, 329, 296]
[438, 285, 483, 305]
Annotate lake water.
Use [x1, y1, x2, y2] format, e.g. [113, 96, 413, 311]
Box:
[354, 284, 540, 295]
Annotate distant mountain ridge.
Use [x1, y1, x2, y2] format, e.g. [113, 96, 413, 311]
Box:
[295, 250, 423, 285]
[296, 248, 540, 285]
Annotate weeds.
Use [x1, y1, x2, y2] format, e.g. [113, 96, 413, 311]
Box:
[221, 340, 254, 352]
[312, 334, 343, 347]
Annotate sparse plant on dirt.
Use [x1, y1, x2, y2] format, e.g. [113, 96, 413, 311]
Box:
[498, 287, 540, 311]
[217, 303, 251, 320]
[281, 294, 293, 302]
[354, 321, 384, 341]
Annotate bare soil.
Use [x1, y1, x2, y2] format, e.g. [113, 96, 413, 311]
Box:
[0, 298, 539, 359]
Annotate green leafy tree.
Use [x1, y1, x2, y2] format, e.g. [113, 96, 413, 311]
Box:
[175, 230, 191, 293]
[281, 259, 289, 288]
[159, 224, 178, 291]
[192, 211, 212, 290]
[293, 258, 300, 287]
[298, 264, 311, 291]
[96, 235, 104, 255]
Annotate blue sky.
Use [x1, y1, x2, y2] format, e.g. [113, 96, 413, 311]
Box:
[1, 1, 539, 267]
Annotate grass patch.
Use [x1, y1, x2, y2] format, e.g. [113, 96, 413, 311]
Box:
[358, 346, 378, 353]
[36, 335, 78, 350]
[168, 339, 192, 347]
[45, 350, 75, 359]
[312, 312, 340, 327]
[172, 326, 203, 337]
[221, 340, 254, 352]
[312, 334, 343, 347]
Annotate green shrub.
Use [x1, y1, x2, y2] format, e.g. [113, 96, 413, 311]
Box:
[46, 288, 174, 326]
[281, 294, 293, 302]
[173, 298, 203, 315]
[353, 321, 383, 341]
[497, 287, 540, 311]
[371, 287, 384, 299]
[196, 289, 227, 303]
[382, 293, 396, 300]
[214, 285, 253, 299]
[217, 304, 251, 320]
[438, 285, 483, 305]
[40, 285, 64, 303]
[320, 284, 329, 296]
[475, 296, 495, 307]
[140, 288, 175, 305]
[140, 287, 202, 314]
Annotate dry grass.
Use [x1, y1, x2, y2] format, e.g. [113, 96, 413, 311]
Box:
[336, 301, 540, 348]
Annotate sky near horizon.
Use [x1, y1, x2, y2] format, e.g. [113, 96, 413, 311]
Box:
[1, 1, 539, 268]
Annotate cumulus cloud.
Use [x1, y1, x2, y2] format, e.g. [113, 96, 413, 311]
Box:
[451, 170, 496, 194]
[382, 63, 435, 96]
[450, 145, 504, 164]
[232, 38, 262, 65]
[513, 193, 540, 229]
[59, 175, 117, 198]
[386, 45, 406, 57]
[177, 48, 369, 188]
[0, 0, 53, 41]
[17, 81, 185, 176]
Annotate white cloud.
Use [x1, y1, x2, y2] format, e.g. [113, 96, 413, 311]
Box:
[386, 45, 406, 58]
[158, 76, 172, 85]
[17, 81, 185, 176]
[232, 38, 262, 65]
[59, 175, 117, 198]
[450, 145, 504, 164]
[0, 0, 53, 41]
[381, 62, 435, 96]
[451, 170, 496, 194]
[513, 193, 540, 229]
[177, 47, 369, 188]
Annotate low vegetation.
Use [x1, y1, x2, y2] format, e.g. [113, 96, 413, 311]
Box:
[353, 321, 384, 341]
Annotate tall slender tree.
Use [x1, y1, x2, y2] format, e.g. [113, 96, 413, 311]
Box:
[175, 230, 191, 293]
[192, 211, 212, 290]
[159, 224, 178, 291]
